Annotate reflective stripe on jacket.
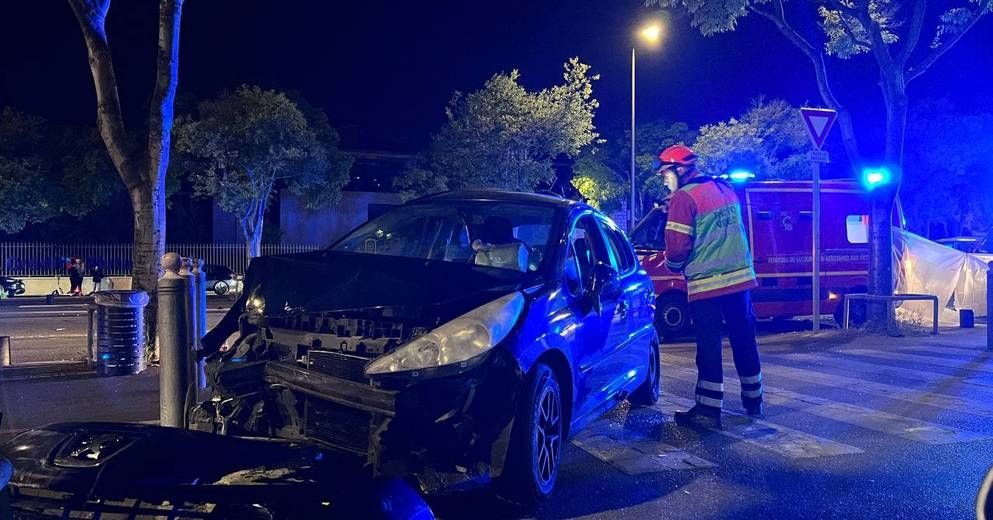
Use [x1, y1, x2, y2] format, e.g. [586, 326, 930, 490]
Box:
[663, 176, 756, 301]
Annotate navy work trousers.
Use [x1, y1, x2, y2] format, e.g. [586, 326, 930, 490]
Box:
[688, 289, 763, 411]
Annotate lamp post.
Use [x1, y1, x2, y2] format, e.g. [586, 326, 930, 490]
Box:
[630, 22, 662, 230]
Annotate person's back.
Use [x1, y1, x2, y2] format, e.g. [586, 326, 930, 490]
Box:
[668, 177, 755, 302]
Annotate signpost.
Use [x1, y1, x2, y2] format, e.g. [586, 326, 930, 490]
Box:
[800, 107, 837, 332]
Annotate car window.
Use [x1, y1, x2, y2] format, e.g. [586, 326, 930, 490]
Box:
[597, 217, 636, 275]
[565, 215, 609, 293]
[977, 234, 993, 254]
[845, 215, 868, 244]
[629, 208, 667, 250]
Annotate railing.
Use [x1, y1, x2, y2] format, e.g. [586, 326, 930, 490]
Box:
[0, 242, 322, 277]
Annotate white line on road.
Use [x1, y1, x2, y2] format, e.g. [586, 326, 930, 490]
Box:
[666, 366, 990, 445]
[664, 351, 993, 418]
[11, 334, 88, 339]
[657, 395, 864, 459]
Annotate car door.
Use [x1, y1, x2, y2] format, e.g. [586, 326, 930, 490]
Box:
[595, 216, 656, 395]
[566, 214, 630, 421]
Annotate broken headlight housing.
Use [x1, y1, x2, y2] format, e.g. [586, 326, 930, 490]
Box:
[364, 292, 525, 377]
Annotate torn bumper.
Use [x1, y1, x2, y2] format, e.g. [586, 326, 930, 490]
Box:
[264, 348, 524, 493]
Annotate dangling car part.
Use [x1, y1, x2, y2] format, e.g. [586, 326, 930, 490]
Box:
[0, 422, 434, 519]
[195, 190, 659, 505]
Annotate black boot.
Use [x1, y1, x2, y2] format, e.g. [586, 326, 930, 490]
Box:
[673, 404, 723, 430]
[745, 401, 765, 418]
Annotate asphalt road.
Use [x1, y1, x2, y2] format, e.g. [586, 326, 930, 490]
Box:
[0, 297, 235, 364]
[1, 304, 990, 519]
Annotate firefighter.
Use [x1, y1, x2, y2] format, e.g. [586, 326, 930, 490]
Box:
[657, 144, 764, 430]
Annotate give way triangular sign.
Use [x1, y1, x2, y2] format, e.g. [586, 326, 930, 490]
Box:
[800, 107, 837, 150]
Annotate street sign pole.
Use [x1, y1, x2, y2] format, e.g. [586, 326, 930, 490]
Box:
[800, 107, 837, 332]
[812, 161, 821, 332]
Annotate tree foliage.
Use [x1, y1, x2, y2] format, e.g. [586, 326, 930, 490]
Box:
[693, 99, 812, 180]
[571, 151, 627, 212]
[175, 86, 352, 258]
[396, 58, 600, 198]
[0, 107, 117, 234]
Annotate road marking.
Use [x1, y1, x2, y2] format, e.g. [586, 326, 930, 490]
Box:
[664, 351, 993, 418]
[666, 366, 990, 445]
[571, 420, 717, 474]
[839, 348, 993, 375]
[762, 351, 993, 390]
[656, 395, 864, 459]
[11, 334, 88, 339]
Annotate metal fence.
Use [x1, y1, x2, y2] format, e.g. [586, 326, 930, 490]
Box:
[0, 242, 323, 277]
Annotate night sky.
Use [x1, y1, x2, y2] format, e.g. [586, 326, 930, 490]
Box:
[1, 0, 991, 156]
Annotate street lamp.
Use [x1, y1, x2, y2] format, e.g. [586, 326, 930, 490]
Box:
[630, 21, 663, 229]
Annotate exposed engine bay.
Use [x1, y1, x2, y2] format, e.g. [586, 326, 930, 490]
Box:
[192, 250, 528, 493]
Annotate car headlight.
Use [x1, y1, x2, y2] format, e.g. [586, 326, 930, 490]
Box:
[364, 291, 525, 377]
[245, 292, 265, 316]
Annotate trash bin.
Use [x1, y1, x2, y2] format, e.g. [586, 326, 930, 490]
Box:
[93, 290, 150, 376]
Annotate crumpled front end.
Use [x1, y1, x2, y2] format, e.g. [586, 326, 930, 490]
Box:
[194, 308, 524, 494]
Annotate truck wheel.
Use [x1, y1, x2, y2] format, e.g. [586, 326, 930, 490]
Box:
[655, 293, 691, 341]
[833, 298, 867, 328]
[629, 333, 661, 407]
[498, 363, 563, 507]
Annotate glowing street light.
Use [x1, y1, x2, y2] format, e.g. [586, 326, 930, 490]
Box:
[629, 20, 664, 229]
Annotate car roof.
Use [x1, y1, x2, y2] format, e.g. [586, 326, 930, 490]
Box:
[410, 189, 581, 209]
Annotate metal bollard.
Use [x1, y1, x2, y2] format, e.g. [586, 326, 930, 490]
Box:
[988, 262, 992, 351]
[158, 253, 191, 428]
[192, 258, 208, 389]
[0, 336, 10, 367]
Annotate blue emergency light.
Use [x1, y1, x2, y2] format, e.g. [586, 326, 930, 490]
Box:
[861, 167, 891, 190]
[726, 170, 755, 182]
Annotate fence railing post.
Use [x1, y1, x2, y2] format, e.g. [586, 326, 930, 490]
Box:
[986, 262, 993, 350]
[158, 253, 190, 428]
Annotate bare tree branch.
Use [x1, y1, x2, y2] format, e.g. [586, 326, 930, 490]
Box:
[897, 0, 927, 65]
[907, 8, 985, 83]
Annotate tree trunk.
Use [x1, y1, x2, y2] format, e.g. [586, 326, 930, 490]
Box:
[866, 73, 908, 332]
[69, 0, 184, 352]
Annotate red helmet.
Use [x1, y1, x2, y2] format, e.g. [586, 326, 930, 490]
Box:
[657, 145, 698, 171]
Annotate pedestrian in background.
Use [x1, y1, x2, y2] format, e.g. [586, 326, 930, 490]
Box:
[90, 265, 103, 294]
[657, 144, 764, 430]
[68, 258, 84, 296]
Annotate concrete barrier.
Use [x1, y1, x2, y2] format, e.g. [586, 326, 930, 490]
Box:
[15, 277, 132, 297]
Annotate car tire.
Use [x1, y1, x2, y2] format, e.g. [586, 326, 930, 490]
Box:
[833, 296, 867, 328]
[498, 363, 563, 508]
[213, 281, 229, 296]
[655, 293, 691, 342]
[629, 334, 661, 407]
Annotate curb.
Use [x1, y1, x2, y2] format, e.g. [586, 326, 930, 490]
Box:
[0, 361, 92, 381]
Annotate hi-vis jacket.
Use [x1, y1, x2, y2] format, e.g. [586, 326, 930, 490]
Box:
[663, 175, 757, 302]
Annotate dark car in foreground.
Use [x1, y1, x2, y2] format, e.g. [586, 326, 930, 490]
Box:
[0, 276, 25, 297]
[0, 422, 434, 519]
[196, 190, 660, 504]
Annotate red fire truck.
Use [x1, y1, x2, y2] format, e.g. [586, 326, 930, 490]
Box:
[629, 179, 904, 340]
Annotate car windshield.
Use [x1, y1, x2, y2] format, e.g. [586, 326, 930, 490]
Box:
[331, 201, 558, 272]
[629, 208, 667, 251]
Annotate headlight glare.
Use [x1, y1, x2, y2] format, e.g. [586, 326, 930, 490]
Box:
[365, 292, 525, 376]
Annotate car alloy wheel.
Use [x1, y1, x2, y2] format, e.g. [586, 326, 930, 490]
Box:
[532, 378, 562, 492]
[213, 281, 229, 295]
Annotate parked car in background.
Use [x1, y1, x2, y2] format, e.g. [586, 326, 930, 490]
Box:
[196, 190, 660, 505]
[203, 264, 239, 295]
[0, 275, 26, 297]
[631, 180, 904, 340]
